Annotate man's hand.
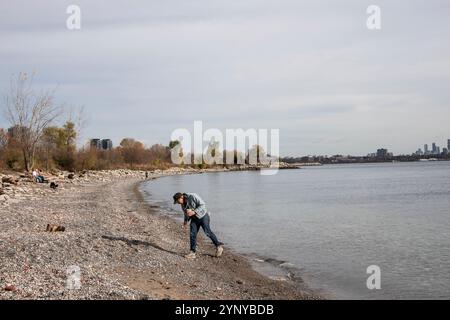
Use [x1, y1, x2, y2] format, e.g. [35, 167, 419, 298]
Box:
[182, 221, 187, 229]
[186, 209, 196, 217]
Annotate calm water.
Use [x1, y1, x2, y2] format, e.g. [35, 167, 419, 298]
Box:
[140, 162, 450, 299]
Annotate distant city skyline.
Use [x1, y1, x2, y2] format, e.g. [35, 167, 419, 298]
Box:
[414, 139, 450, 157]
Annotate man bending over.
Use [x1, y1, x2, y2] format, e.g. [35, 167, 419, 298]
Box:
[173, 192, 224, 259]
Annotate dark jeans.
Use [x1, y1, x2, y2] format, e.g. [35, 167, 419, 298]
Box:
[190, 213, 222, 252]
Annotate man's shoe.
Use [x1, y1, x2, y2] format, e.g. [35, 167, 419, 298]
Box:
[185, 252, 196, 259]
[216, 246, 224, 257]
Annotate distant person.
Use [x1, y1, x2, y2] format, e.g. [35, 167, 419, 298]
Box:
[173, 192, 224, 259]
[35, 169, 45, 183]
[32, 169, 38, 182]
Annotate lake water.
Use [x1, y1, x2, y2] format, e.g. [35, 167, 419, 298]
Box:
[140, 161, 450, 299]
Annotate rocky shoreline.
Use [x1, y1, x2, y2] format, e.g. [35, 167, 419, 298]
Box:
[0, 168, 320, 300]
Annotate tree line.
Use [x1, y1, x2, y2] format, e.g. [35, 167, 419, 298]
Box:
[0, 73, 262, 173]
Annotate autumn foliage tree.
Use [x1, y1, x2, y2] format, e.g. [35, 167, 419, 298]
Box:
[118, 138, 145, 168]
[42, 121, 77, 170]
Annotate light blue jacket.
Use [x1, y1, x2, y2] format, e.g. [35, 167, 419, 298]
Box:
[182, 193, 208, 222]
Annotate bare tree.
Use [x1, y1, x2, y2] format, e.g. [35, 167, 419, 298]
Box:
[3, 72, 63, 171]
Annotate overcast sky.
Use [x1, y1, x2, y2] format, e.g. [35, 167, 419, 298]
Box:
[1, 0, 449, 156]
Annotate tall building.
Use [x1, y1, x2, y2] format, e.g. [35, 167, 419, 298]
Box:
[90, 138, 101, 149]
[376, 148, 388, 158]
[7, 125, 29, 139]
[432, 143, 437, 154]
[101, 139, 113, 150]
[90, 138, 113, 150]
[424, 144, 429, 155]
[447, 139, 450, 150]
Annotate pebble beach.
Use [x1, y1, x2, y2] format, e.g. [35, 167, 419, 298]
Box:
[0, 168, 320, 300]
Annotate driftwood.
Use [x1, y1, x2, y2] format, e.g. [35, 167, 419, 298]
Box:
[46, 224, 65, 232]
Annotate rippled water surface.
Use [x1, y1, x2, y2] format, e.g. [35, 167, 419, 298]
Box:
[141, 162, 450, 299]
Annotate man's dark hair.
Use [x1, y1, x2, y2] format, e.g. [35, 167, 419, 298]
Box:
[173, 192, 183, 204]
